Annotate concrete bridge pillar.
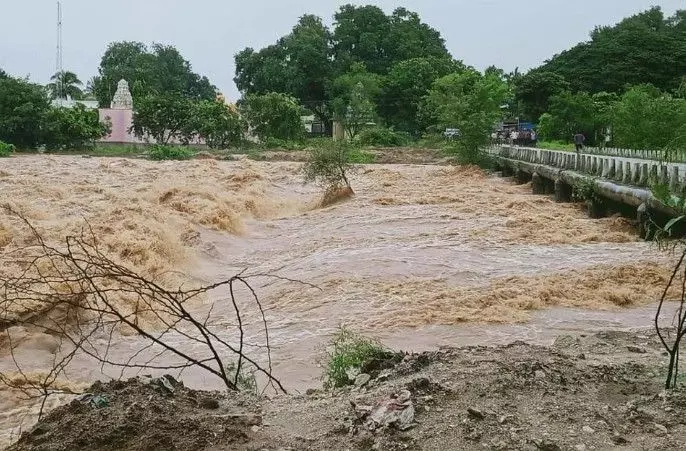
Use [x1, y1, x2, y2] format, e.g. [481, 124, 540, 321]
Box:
[516, 168, 531, 184]
[587, 199, 605, 219]
[554, 179, 572, 203]
[544, 178, 555, 194]
[532, 172, 546, 194]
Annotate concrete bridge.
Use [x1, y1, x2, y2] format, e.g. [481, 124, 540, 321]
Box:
[486, 145, 685, 238]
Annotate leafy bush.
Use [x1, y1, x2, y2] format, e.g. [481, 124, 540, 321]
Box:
[0, 141, 15, 157]
[148, 144, 196, 161]
[323, 327, 393, 389]
[572, 178, 602, 204]
[132, 94, 193, 145]
[43, 104, 110, 151]
[303, 141, 356, 189]
[261, 137, 304, 150]
[189, 100, 245, 149]
[241, 92, 305, 142]
[0, 75, 50, 149]
[444, 144, 495, 169]
[357, 127, 410, 147]
[305, 137, 336, 149]
[347, 148, 376, 164]
[416, 134, 446, 149]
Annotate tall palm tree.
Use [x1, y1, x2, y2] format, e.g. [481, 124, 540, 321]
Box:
[47, 70, 84, 100]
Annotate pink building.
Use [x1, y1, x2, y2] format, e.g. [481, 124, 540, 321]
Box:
[98, 79, 204, 145]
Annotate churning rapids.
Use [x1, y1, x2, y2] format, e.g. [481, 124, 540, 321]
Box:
[0, 154, 675, 446]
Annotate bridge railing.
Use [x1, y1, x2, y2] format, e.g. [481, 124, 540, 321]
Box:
[565, 146, 686, 163]
[489, 142, 686, 163]
[487, 144, 686, 191]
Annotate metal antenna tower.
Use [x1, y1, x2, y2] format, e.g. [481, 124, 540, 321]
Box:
[56, 1, 64, 105]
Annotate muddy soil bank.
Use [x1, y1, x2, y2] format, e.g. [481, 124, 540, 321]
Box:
[10, 329, 686, 451]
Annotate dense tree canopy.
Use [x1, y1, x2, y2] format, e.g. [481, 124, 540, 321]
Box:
[330, 63, 381, 139]
[378, 57, 462, 135]
[536, 91, 598, 144]
[235, 15, 333, 124]
[240, 92, 305, 142]
[609, 85, 686, 150]
[92, 42, 216, 107]
[0, 72, 108, 150]
[131, 94, 193, 144]
[0, 75, 51, 148]
[531, 7, 686, 95]
[234, 5, 453, 133]
[513, 72, 569, 121]
[332, 5, 448, 74]
[187, 100, 245, 149]
[42, 104, 109, 150]
[423, 70, 510, 162]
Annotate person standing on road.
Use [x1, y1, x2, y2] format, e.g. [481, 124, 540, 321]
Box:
[573, 132, 586, 151]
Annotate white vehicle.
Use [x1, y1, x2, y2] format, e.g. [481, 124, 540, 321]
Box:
[443, 128, 461, 139]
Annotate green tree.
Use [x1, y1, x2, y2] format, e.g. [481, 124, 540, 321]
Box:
[610, 84, 686, 150]
[92, 42, 216, 107]
[241, 92, 305, 141]
[0, 75, 51, 149]
[332, 5, 449, 74]
[540, 91, 598, 143]
[188, 101, 245, 149]
[423, 70, 510, 163]
[385, 7, 449, 67]
[331, 63, 381, 139]
[334, 81, 376, 139]
[131, 94, 193, 144]
[42, 104, 109, 150]
[47, 71, 84, 100]
[535, 7, 686, 94]
[303, 142, 356, 191]
[235, 6, 451, 135]
[378, 57, 463, 135]
[236, 15, 333, 130]
[332, 5, 391, 74]
[513, 71, 570, 121]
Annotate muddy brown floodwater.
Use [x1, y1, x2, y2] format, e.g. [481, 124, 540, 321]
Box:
[0, 154, 677, 447]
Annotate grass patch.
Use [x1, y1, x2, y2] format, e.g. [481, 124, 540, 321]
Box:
[148, 144, 196, 161]
[91, 144, 145, 157]
[537, 140, 575, 151]
[347, 148, 376, 164]
[322, 327, 393, 389]
[0, 141, 15, 157]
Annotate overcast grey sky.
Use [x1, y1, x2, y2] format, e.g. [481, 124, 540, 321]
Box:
[0, 0, 682, 101]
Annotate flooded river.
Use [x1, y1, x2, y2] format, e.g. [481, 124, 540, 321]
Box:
[0, 155, 676, 447]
